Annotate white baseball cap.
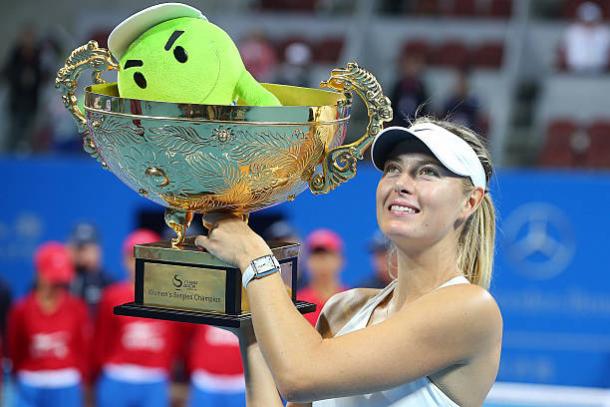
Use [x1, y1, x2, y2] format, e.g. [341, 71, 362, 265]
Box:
[108, 3, 207, 60]
[371, 123, 487, 190]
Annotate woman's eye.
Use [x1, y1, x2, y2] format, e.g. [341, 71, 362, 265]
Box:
[419, 166, 439, 176]
[384, 164, 400, 175]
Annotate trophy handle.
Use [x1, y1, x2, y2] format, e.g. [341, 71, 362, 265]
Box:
[55, 41, 118, 161]
[165, 208, 194, 248]
[309, 62, 393, 194]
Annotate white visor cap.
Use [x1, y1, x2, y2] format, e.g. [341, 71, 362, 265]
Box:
[108, 3, 207, 60]
[371, 123, 487, 190]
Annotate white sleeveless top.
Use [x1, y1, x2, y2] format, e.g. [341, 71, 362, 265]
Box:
[313, 275, 470, 407]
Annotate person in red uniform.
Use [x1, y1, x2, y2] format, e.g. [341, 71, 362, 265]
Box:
[186, 324, 245, 407]
[8, 241, 90, 407]
[297, 229, 347, 327]
[94, 229, 179, 407]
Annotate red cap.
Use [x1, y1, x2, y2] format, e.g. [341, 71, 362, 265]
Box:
[35, 242, 74, 284]
[306, 229, 343, 253]
[122, 229, 160, 256]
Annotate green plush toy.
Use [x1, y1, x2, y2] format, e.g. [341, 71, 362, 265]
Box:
[108, 3, 281, 106]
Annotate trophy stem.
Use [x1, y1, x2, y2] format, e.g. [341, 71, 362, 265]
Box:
[164, 208, 194, 248]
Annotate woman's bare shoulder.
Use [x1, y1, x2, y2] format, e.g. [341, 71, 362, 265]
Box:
[315, 287, 382, 338]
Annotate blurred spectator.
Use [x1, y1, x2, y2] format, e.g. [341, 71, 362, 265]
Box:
[276, 42, 313, 87]
[359, 231, 393, 289]
[8, 242, 90, 407]
[38, 33, 83, 153]
[297, 229, 346, 326]
[262, 219, 300, 243]
[2, 26, 44, 152]
[67, 223, 114, 316]
[186, 325, 245, 407]
[239, 30, 278, 83]
[262, 219, 306, 289]
[440, 69, 481, 131]
[390, 53, 429, 127]
[94, 229, 179, 407]
[48, 93, 82, 153]
[562, 2, 610, 73]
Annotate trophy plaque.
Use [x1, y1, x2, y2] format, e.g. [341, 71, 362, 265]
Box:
[56, 41, 392, 326]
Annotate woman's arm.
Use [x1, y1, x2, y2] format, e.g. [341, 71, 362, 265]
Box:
[237, 328, 285, 407]
[197, 217, 502, 403]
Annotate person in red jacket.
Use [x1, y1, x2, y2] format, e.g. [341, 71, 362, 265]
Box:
[8, 241, 90, 407]
[94, 229, 180, 407]
[186, 324, 245, 407]
[297, 229, 347, 327]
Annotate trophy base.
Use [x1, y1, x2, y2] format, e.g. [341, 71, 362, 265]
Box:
[114, 300, 316, 327]
[114, 238, 314, 327]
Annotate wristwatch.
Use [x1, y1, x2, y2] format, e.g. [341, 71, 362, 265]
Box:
[242, 254, 281, 288]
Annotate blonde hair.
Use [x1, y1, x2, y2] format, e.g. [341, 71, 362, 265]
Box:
[385, 117, 496, 289]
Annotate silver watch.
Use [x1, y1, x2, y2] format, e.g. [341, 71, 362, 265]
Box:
[242, 254, 280, 288]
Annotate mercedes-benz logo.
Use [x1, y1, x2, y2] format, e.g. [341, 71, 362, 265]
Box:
[503, 202, 575, 280]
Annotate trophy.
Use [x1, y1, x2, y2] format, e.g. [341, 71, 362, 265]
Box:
[56, 41, 392, 326]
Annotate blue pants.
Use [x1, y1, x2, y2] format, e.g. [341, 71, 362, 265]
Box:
[13, 380, 82, 407]
[97, 372, 169, 407]
[189, 384, 246, 407]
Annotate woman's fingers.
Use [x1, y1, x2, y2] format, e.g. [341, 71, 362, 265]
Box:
[194, 234, 209, 249]
[195, 213, 271, 269]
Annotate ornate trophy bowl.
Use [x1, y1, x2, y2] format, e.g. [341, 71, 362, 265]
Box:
[56, 41, 392, 326]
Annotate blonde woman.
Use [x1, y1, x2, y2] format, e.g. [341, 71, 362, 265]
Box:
[196, 118, 503, 407]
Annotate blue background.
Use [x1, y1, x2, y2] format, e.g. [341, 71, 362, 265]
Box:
[2, 157, 610, 387]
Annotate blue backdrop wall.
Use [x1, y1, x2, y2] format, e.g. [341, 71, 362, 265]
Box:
[2, 157, 610, 387]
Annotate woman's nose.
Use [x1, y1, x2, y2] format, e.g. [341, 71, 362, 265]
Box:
[394, 173, 415, 194]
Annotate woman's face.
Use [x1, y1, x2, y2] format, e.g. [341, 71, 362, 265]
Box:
[376, 142, 481, 250]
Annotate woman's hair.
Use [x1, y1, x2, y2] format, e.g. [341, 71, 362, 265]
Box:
[386, 117, 496, 290]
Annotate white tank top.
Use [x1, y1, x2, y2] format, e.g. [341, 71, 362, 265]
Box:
[313, 275, 470, 407]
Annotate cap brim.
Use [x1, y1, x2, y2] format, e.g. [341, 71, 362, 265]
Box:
[370, 124, 485, 188]
[108, 3, 206, 60]
[371, 126, 431, 171]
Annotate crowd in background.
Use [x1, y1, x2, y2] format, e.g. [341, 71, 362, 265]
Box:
[0, 22, 487, 154]
[0, 3, 493, 154]
[1, 1, 609, 168]
[0, 220, 390, 407]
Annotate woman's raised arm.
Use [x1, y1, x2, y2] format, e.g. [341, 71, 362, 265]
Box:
[197, 216, 502, 403]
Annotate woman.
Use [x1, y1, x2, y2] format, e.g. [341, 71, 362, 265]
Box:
[94, 230, 179, 407]
[196, 118, 503, 407]
[8, 242, 90, 407]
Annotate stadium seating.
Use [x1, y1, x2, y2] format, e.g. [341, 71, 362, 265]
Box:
[538, 119, 584, 167]
[586, 120, 610, 168]
[471, 41, 504, 68]
[312, 37, 344, 63]
[402, 39, 504, 69]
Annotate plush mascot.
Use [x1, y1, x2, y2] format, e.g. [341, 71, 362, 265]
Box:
[108, 3, 281, 106]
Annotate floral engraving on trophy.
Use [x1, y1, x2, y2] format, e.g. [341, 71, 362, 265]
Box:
[212, 126, 233, 143]
[292, 128, 307, 140]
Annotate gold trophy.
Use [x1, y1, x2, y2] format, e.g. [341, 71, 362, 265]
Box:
[56, 41, 392, 326]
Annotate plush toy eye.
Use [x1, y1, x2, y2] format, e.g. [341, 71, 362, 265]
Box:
[133, 72, 147, 89]
[173, 46, 188, 63]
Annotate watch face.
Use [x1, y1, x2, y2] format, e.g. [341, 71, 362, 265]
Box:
[253, 256, 275, 272]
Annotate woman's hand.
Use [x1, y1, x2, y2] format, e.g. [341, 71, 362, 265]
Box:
[195, 213, 272, 271]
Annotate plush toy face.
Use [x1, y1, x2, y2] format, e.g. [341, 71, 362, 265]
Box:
[118, 17, 242, 104]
